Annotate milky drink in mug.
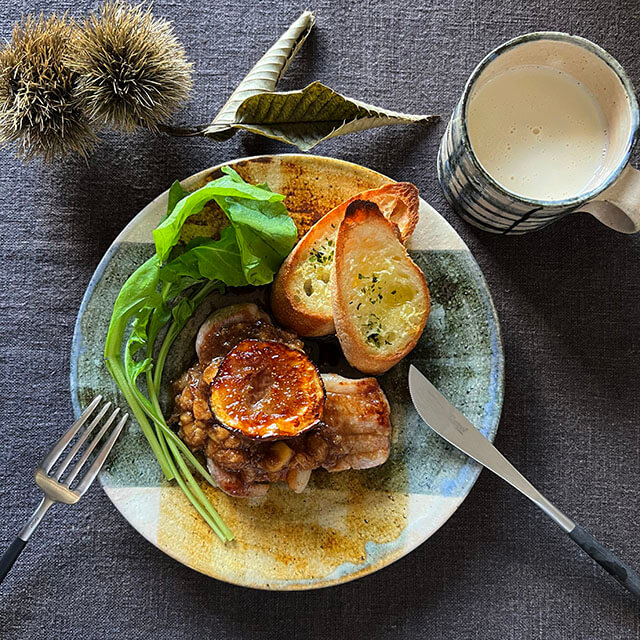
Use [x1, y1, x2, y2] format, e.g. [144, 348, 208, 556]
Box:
[468, 65, 609, 201]
[438, 33, 640, 234]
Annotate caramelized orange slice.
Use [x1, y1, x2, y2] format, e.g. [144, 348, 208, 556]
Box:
[209, 340, 325, 439]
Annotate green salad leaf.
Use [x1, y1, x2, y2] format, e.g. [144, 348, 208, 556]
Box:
[104, 167, 297, 542]
[153, 166, 285, 261]
[166, 180, 189, 219]
[124, 307, 153, 385]
[224, 197, 297, 285]
[105, 255, 162, 335]
[160, 227, 248, 286]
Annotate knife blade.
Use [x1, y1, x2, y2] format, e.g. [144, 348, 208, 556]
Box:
[408, 364, 640, 598]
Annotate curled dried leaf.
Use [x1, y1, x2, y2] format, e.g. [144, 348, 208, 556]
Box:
[203, 10, 316, 140]
[228, 81, 439, 151]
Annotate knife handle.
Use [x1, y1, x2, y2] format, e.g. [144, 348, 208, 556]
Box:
[568, 524, 640, 598]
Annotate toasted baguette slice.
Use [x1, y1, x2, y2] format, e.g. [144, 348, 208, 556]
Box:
[332, 200, 430, 375]
[271, 182, 419, 337]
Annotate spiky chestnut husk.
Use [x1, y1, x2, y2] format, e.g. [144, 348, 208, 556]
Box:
[0, 14, 98, 162]
[68, 1, 193, 132]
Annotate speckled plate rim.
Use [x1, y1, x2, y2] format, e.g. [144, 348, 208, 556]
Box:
[70, 153, 504, 590]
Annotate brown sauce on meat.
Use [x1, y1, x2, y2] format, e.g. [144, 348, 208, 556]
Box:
[172, 317, 338, 496]
[198, 320, 302, 364]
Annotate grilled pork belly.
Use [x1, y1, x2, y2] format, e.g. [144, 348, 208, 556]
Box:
[196, 303, 302, 363]
[320, 373, 391, 472]
[172, 303, 391, 497]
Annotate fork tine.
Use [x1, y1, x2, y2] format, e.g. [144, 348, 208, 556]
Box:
[75, 414, 128, 496]
[64, 408, 120, 487]
[41, 396, 103, 473]
[53, 402, 112, 481]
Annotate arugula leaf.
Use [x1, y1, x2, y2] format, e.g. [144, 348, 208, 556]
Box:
[105, 255, 162, 352]
[219, 166, 244, 183]
[124, 307, 153, 385]
[103, 254, 172, 480]
[171, 297, 196, 329]
[219, 197, 297, 285]
[167, 180, 189, 218]
[153, 167, 285, 261]
[159, 227, 248, 286]
[105, 168, 297, 543]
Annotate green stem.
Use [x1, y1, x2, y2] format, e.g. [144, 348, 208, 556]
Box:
[158, 422, 216, 487]
[105, 266, 231, 539]
[141, 280, 231, 540]
[104, 297, 173, 480]
[153, 280, 219, 392]
[105, 357, 173, 480]
[136, 399, 216, 488]
[156, 430, 229, 542]
[145, 368, 173, 474]
[165, 435, 232, 541]
[144, 288, 174, 469]
[153, 324, 180, 394]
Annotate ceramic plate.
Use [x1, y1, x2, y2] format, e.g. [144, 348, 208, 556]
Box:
[70, 154, 503, 590]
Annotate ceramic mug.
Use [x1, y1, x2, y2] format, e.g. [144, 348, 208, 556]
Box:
[438, 32, 640, 235]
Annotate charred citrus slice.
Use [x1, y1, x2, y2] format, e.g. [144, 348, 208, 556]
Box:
[209, 339, 325, 439]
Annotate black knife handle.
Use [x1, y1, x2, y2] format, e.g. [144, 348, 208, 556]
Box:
[568, 524, 640, 598]
[0, 537, 27, 584]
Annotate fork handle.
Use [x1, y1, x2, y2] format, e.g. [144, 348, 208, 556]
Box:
[0, 537, 27, 584]
[0, 497, 54, 584]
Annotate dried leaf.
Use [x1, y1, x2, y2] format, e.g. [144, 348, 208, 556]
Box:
[203, 10, 315, 140]
[224, 81, 439, 151]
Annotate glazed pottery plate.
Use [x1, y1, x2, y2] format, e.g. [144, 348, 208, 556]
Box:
[70, 154, 503, 590]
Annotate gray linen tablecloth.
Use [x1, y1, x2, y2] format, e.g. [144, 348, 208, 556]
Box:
[1, 0, 639, 637]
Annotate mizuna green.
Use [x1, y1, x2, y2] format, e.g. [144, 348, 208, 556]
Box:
[104, 167, 297, 541]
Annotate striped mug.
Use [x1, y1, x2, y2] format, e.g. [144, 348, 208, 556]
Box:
[438, 32, 640, 235]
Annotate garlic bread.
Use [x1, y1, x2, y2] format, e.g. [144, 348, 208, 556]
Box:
[271, 182, 419, 337]
[331, 200, 430, 374]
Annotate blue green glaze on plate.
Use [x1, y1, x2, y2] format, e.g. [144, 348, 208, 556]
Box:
[70, 154, 503, 590]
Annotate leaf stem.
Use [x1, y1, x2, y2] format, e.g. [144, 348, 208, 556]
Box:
[156, 123, 207, 137]
[135, 279, 231, 541]
[165, 434, 233, 541]
[104, 355, 174, 480]
[157, 429, 229, 542]
[152, 280, 219, 392]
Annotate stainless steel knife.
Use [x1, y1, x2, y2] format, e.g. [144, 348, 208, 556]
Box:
[408, 364, 640, 598]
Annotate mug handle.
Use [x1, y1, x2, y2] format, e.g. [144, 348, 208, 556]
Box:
[578, 164, 640, 233]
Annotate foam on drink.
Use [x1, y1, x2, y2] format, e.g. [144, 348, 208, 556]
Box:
[467, 65, 609, 201]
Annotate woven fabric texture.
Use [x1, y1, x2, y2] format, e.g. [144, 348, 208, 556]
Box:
[0, 0, 639, 638]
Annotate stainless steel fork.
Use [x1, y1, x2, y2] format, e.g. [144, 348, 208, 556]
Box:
[0, 396, 128, 583]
